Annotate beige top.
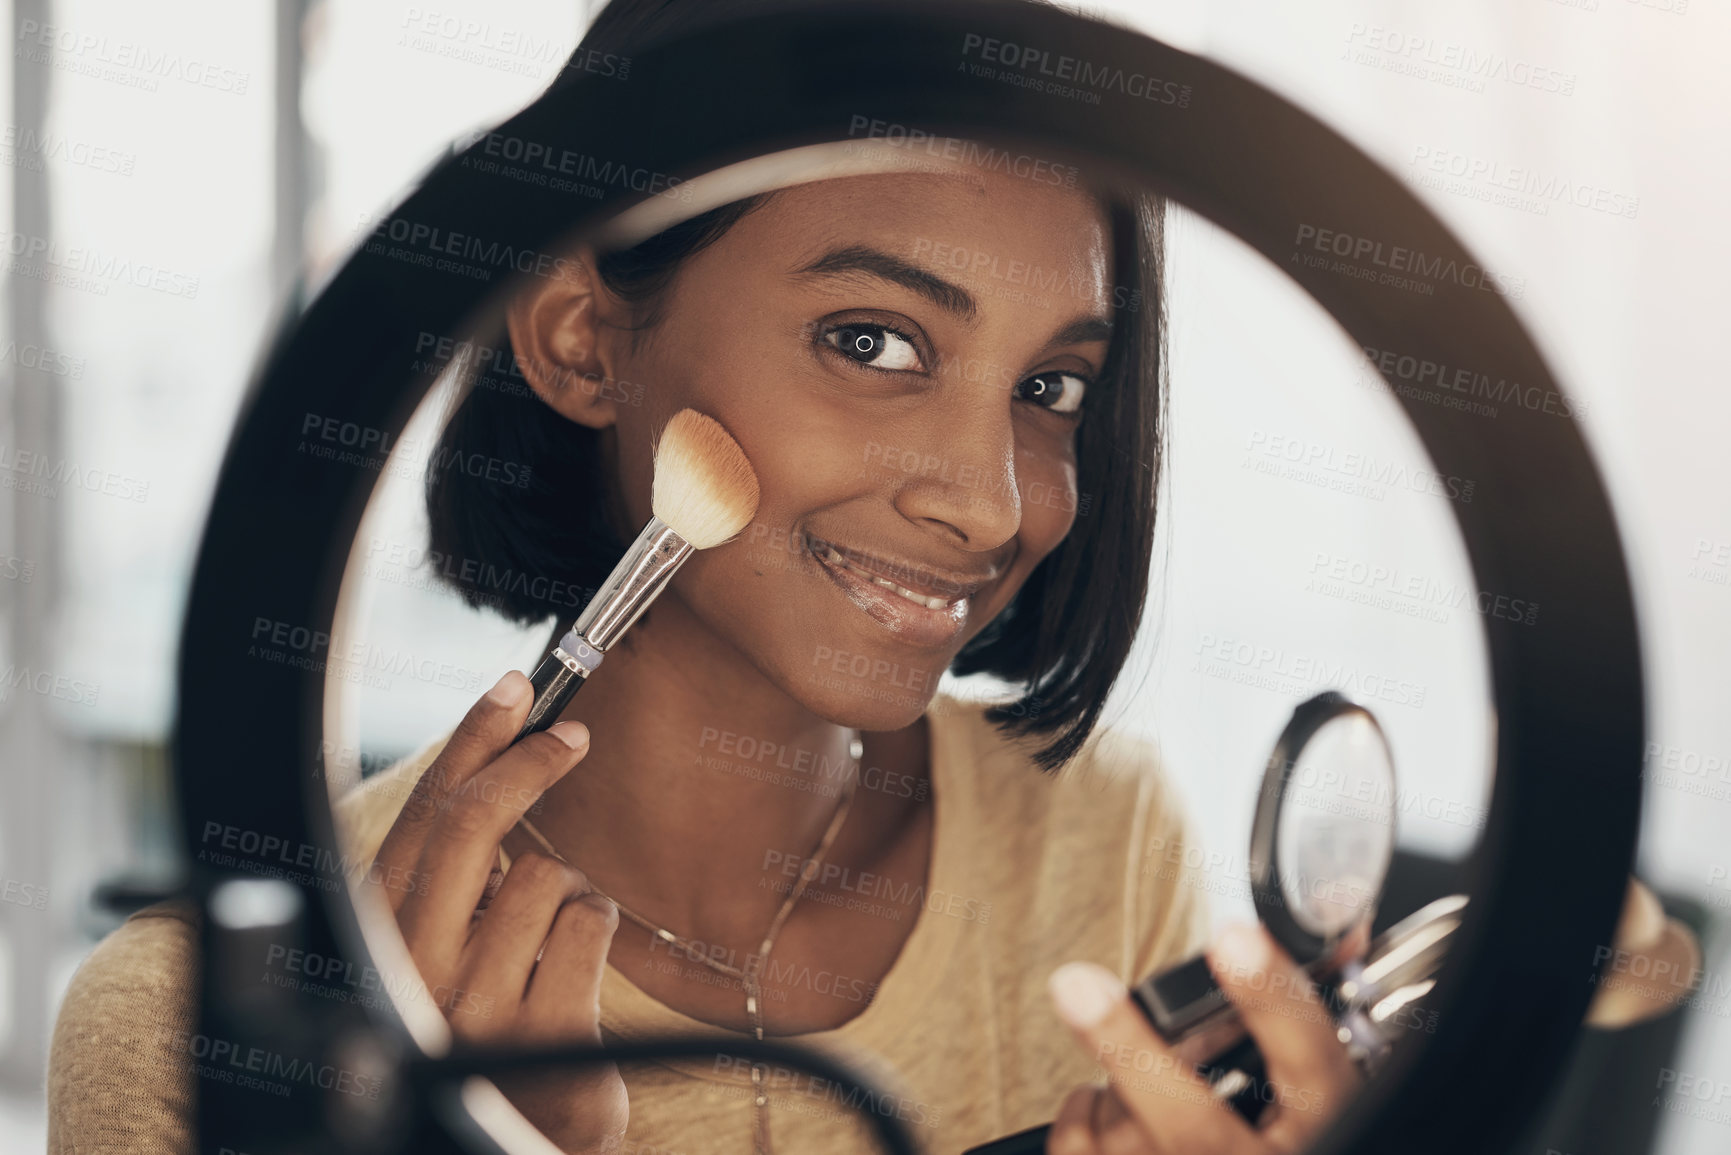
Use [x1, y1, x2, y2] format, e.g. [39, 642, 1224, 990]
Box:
[48, 694, 1210, 1154]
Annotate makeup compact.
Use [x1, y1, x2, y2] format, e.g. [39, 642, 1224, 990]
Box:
[966, 692, 1468, 1152]
[1135, 692, 1460, 1122]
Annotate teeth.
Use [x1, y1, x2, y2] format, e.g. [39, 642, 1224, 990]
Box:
[819, 544, 957, 610]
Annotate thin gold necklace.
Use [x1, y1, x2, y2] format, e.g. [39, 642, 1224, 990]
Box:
[511, 731, 864, 1155]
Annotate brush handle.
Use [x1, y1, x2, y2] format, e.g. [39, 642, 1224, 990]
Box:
[574, 517, 693, 651]
[512, 517, 695, 741]
[517, 631, 606, 740]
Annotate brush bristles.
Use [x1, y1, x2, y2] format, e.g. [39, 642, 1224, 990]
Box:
[651, 409, 761, 549]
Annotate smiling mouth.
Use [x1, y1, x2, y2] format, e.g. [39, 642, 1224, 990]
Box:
[804, 537, 986, 648]
[812, 542, 961, 610]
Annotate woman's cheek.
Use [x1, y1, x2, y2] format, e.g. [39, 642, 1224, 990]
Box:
[1017, 457, 1081, 551]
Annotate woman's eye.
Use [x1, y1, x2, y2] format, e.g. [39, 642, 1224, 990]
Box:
[1016, 371, 1087, 415]
[822, 323, 924, 372]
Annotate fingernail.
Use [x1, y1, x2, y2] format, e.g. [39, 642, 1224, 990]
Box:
[1048, 961, 1125, 1029]
[548, 721, 589, 750]
[487, 672, 527, 708]
[1209, 924, 1267, 978]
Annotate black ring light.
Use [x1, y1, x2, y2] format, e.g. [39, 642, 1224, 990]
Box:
[175, 2, 1644, 1152]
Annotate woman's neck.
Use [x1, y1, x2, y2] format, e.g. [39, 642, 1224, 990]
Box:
[521, 589, 931, 942]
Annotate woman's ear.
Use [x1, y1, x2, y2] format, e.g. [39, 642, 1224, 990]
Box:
[504, 244, 623, 430]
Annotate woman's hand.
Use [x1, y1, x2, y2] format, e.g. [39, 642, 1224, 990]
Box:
[1582, 876, 1702, 1028]
[1045, 926, 1358, 1154]
[1042, 873, 1702, 1154]
[365, 671, 628, 1155]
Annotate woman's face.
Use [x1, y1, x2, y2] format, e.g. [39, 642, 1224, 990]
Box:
[600, 168, 1114, 730]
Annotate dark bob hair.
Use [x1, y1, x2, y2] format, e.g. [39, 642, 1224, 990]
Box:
[425, 0, 1167, 772]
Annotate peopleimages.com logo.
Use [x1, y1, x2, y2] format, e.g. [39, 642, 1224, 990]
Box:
[1292, 224, 1525, 299]
[959, 33, 1193, 106]
[15, 20, 251, 95]
[0, 228, 199, 298]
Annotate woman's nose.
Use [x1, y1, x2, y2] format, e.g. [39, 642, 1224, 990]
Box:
[886, 408, 1022, 551]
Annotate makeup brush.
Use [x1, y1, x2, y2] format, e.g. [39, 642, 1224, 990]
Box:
[516, 408, 760, 739]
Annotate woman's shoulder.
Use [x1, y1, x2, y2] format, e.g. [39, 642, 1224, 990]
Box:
[928, 691, 1187, 838]
[48, 899, 201, 1152]
[331, 733, 453, 870]
[926, 691, 1200, 898]
[927, 692, 1211, 971]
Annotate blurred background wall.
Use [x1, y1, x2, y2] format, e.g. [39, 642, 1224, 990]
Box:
[0, 0, 1725, 1151]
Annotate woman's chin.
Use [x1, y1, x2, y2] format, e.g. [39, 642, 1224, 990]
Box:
[795, 679, 937, 735]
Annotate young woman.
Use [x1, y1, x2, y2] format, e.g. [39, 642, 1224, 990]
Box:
[333, 94, 1214, 1153]
[48, 1, 1697, 1153]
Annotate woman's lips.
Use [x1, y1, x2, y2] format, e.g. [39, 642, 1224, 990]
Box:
[808, 541, 972, 647]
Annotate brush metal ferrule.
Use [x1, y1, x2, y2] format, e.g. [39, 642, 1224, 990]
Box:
[550, 633, 605, 677]
[573, 516, 694, 651]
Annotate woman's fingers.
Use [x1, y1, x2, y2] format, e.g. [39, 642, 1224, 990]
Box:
[371, 671, 534, 897]
[1090, 1087, 1165, 1155]
[523, 891, 621, 1042]
[1587, 898, 1702, 1028]
[454, 852, 596, 1025]
[1049, 961, 1255, 1155]
[1047, 1084, 1103, 1155]
[1205, 926, 1358, 1149]
[394, 720, 591, 968]
[1613, 877, 1668, 953]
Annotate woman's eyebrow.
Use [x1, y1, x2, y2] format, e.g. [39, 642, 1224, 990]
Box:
[1048, 316, 1113, 347]
[793, 245, 1116, 348]
[792, 244, 978, 323]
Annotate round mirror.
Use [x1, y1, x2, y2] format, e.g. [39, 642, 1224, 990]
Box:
[165, 4, 1644, 1154]
[1277, 710, 1397, 939]
[1252, 694, 1398, 962]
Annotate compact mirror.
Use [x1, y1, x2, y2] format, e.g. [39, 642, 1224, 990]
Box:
[1252, 692, 1398, 962]
[975, 694, 1430, 1151]
[1131, 693, 1399, 1047]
